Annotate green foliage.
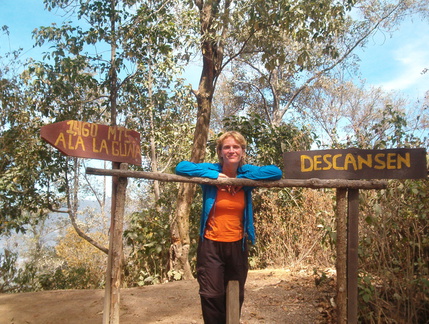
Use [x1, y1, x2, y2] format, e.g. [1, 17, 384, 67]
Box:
[1, 229, 106, 292]
[38, 266, 104, 290]
[358, 179, 429, 323]
[209, 113, 314, 168]
[0, 76, 67, 233]
[3, 259, 104, 292]
[1, 0, 194, 230]
[236, 0, 355, 71]
[0, 250, 19, 292]
[10, 261, 41, 292]
[2, 0, 197, 288]
[358, 273, 376, 304]
[123, 184, 201, 285]
[124, 207, 170, 285]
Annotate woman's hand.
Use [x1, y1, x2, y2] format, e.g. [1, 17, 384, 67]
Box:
[217, 173, 242, 196]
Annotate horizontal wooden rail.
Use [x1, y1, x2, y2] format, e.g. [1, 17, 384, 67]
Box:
[86, 167, 388, 190]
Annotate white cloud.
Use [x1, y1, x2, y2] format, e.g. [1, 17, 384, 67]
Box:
[380, 45, 429, 93]
[360, 18, 429, 99]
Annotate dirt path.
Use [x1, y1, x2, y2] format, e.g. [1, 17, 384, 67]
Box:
[0, 269, 336, 324]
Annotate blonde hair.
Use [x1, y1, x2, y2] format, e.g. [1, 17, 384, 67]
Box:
[216, 131, 247, 166]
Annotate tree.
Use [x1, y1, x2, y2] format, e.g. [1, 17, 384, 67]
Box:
[0, 48, 65, 234]
[13, 0, 192, 248]
[55, 226, 108, 287]
[170, 0, 362, 279]
[2, 0, 196, 287]
[213, 0, 429, 131]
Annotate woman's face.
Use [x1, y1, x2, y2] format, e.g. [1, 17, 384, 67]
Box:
[220, 136, 244, 166]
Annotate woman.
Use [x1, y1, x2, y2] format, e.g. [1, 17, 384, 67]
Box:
[175, 131, 282, 324]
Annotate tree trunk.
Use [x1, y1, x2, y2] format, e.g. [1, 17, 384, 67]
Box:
[169, 182, 195, 280]
[169, 91, 215, 280]
[169, 0, 227, 281]
[147, 47, 161, 204]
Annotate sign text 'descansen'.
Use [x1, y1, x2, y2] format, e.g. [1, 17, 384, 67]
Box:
[40, 120, 142, 165]
[283, 148, 427, 179]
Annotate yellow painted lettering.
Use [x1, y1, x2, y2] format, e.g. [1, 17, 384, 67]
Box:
[386, 153, 397, 169]
[117, 128, 125, 141]
[313, 155, 322, 171]
[131, 144, 140, 158]
[68, 133, 74, 149]
[54, 132, 67, 148]
[112, 142, 119, 156]
[358, 154, 372, 169]
[397, 153, 410, 168]
[124, 129, 130, 142]
[332, 154, 344, 170]
[77, 121, 83, 136]
[127, 143, 135, 158]
[82, 122, 90, 137]
[108, 126, 116, 140]
[92, 138, 99, 153]
[344, 153, 358, 171]
[90, 123, 98, 137]
[99, 139, 108, 154]
[69, 120, 81, 136]
[322, 154, 332, 170]
[75, 135, 85, 151]
[120, 142, 127, 156]
[301, 155, 313, 172]
[374, 153, 386, 169]
[66, 120, 75, 135]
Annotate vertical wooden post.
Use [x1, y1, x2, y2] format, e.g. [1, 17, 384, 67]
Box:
[336, 188, 348, 323]
[103, 163, 128, 324]
[347, 189, 359, 323]
[103, 243, 113, 324]
[226, 280, 240, 324]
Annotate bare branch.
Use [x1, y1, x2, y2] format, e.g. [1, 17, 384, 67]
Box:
[273, 3, 405, 124]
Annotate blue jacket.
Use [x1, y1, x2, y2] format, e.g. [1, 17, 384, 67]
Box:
[175, 161, 282, 244]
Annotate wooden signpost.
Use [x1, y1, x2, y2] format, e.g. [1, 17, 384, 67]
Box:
[41, 121, 427, 324]
[283, 147, 427, 323]
[41, 120, 141, 324]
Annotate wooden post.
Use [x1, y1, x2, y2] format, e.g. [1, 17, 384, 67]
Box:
[226, 280, 240, 324]
[347, 189, 359, 323]
[103, 163, 128, 324]
[336, 189, 348, 323]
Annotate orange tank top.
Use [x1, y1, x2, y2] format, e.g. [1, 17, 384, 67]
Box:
[204, 189, 245, 242]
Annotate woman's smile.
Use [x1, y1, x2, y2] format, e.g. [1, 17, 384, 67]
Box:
[221, 137, 243, 165]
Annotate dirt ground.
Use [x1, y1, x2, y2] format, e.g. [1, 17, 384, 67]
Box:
[0, 269, 336, 324]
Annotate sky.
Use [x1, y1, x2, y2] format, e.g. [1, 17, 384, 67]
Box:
[352, 16, 429, 101]
[1, 1, 428, 100]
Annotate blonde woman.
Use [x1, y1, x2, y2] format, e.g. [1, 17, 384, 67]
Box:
[175, 131, 282, 323]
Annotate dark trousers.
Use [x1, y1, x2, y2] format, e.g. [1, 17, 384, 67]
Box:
[196, 238, 248, 324]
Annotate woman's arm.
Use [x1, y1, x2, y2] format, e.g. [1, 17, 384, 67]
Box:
[238, 164, 282, 181]
[175, 161, 220, 179]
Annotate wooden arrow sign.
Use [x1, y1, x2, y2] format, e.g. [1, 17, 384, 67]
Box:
[41, 120, 142, 166]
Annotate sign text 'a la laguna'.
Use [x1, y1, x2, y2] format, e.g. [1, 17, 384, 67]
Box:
[41, 120, 142, 165]
[283, 148, 427, 179]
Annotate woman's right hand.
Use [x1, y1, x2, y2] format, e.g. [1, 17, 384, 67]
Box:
[217, 173, 242, 195]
